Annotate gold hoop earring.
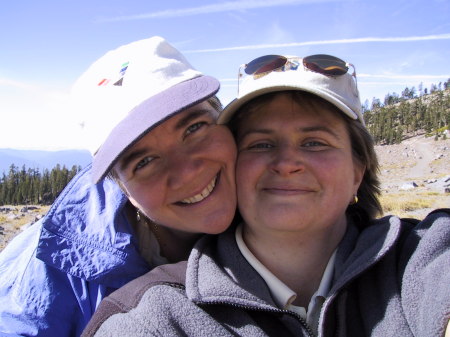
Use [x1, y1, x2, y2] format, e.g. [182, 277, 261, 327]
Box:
[349, 195, 358, 205]
[136, 209, 142, 221]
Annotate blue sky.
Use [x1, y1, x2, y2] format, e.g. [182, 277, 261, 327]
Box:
[1, 0, 449, 150]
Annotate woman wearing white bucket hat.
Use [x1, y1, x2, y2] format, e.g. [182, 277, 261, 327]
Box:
[0, 36, 237, 336]
[84, 54, 450, 337]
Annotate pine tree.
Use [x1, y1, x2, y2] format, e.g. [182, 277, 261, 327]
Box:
[0, 164, 83, 205]
[363, 80, 449, 144]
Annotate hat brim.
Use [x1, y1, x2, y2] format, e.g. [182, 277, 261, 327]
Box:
[92, 75, 219, 183]
[219, 83, 359, 125]
[219, 67, 363, 126]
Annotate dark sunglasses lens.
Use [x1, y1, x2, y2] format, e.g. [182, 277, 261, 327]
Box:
[245, 55, 287, 75]
[303, 54, 348, 76]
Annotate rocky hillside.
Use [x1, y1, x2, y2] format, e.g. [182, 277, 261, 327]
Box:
[0, 205, 49, 251]
[375, 133, 449, 218]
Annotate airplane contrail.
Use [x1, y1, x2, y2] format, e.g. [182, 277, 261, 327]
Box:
[184, 33, 450, 53]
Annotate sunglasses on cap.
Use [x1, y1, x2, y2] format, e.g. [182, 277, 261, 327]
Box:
[238, 54, 357, 94]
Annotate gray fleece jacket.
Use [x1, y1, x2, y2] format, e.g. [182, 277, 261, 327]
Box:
[83, 209, 450, 337]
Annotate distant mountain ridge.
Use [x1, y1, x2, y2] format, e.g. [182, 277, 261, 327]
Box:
[0, 149, 92, 174]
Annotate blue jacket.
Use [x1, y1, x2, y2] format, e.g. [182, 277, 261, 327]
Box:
[0, 165, 150, 337]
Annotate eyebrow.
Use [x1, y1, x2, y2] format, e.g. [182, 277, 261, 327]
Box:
[239, 125, 341, 140]
[298, 125, 341, 138]
[174, 109, 213, 131]
[117, 148, 148, 173]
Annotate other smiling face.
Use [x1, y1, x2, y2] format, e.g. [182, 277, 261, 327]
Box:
[235, 92, 364, 238]
[113, 101, 237, 234]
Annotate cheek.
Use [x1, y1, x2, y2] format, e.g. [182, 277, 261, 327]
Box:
[320, 157, 359, 193]
[236, 154, 263, 198]
[236, 156, 251, 185]
[124, 181, 162, 212]
[208, 127, 237, 162]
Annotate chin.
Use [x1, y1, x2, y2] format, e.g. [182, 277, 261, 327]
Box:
[203, 220, 232, 235]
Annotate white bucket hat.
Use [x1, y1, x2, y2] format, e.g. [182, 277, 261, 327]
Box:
[219, 54, 363, 125]
[71, 36, 219, 183]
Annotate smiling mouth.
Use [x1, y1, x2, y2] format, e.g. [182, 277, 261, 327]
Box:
[179, 175, 218, 205]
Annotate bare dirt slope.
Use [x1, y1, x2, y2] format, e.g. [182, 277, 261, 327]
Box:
[377, 134, 449, 186]
[376, 134, 450, 218]
[407, 138, 437, 178]
[0, 206, 49, 251]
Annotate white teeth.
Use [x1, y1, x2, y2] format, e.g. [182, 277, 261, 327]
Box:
[181, 177, 217, 204]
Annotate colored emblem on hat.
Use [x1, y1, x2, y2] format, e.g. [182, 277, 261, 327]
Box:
[98, 61, 129, 86]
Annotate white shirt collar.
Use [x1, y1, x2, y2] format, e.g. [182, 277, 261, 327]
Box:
[235, 224, 336, 317]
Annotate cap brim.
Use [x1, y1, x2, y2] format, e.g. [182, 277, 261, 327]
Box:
[219, 69, 362, 126]
[92, 75, 219, 183]
[219, 83, 359, 125]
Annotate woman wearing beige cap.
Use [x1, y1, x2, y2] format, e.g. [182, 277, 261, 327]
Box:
[85, 54, 450, 337]
[0, 36, 236, 336]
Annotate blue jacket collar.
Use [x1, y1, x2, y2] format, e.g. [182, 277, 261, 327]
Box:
[36, 164, 149, 288]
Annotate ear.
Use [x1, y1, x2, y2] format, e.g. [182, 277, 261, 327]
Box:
[352, 159, 365, 194]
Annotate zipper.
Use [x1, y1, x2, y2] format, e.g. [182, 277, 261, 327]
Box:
[163, 283, 316, 336]
[200, 300, 316, 337]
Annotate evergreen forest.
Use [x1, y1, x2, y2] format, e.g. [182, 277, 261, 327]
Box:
[0, 164, 82, 205]
[1, 80, 449, 206]
[363, 80, 450, 144]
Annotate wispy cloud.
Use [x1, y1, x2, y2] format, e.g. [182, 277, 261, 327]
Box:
[184, 33, 450, 53]
[360, 81, 442, 86]
[359, 74, 450, 80]
[0, 78, 36, 90]
[265, 22, 296, 45]
[219, 74, 450, 88]
[0, 78, 69, 100]
[99, 0, 339, 22]
[219, 74, 450, 83]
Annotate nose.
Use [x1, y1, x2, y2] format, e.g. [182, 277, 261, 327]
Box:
[166, 150, 204, 190]
[270, 145, 304, 176]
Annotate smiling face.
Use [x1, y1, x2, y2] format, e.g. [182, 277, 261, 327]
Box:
[235, 92, 364, 238]
[113, 101, 237, 235]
